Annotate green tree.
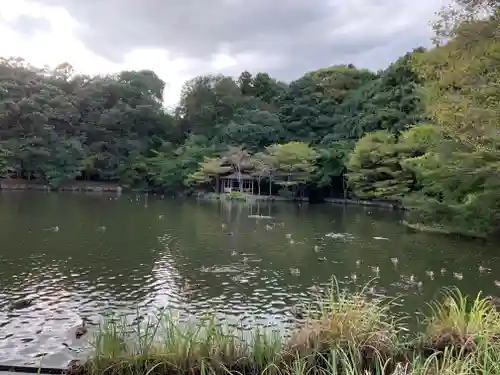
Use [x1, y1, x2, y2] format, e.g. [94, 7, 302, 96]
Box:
[313, 141, 353, 198]
[413, 17, 500, 154]
[219, 109, 284, 152]
[334, 52, 426, 139]
[148, 136, 217, 193]
[263, 141, 317, 196]
[403, 0, 500, 237]
[0, 57, 177, 186]
[347, 131, 413, 199]
[45, 135, 85, 187]
[0, 38, 440, 202]
[252, 152, 276, 196]
[187, 157, 231, 191]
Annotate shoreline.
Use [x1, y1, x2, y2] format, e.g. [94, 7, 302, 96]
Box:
[0, 181, 402, 210]
[402, 219, 487, 240]
[194, 191, 403, 209]
[0, 179, 124, 193]
[57, 287, 500, 375]
[324, 197, 402, 210]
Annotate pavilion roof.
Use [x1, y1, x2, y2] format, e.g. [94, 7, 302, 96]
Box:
[220, 172, 256, 180]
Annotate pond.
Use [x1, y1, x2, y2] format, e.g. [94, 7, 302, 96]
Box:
[0, 191, 499, 367]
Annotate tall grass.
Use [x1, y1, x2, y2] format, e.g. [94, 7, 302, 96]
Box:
[286, 279, 401, 372]
[86, 309, 285, 375]
[421, 288, 500, 352]
[78, 286, 500, 375]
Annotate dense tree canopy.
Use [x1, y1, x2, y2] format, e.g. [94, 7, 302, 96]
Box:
[0, 0, 498, 238]
[402, 0, 500, 238]
[0, 53, 425, 191]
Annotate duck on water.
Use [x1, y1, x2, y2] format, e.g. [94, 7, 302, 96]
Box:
[8, 298, 33, 310]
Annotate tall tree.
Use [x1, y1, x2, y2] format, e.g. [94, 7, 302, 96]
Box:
[262, 142, 317, 196]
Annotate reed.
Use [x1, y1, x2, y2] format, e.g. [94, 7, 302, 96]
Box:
[77, 286, 500, 375]
[420, 288, 500, 352]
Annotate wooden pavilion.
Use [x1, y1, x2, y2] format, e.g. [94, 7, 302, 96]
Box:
[220, 172, 255, 194]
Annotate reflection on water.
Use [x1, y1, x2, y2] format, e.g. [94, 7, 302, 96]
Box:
[0, 191, 499, 367]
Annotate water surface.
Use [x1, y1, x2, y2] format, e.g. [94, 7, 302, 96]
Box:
[0, 191, 499, 367]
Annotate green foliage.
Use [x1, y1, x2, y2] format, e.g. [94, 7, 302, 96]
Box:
[398, 123, 440, 155]
[313, 141, 353, 188]
[262, 141, 317, 186]
[148, 136, 218, 192]
[413, 17, 500, 154]
[335, 53, 426, 139]
[45, 135, 85, 187]
[7, 10, 500, 240]
[403, 2, 500, 238]
[187, 157, 230, 189]
[0, 146, 13, 178]
[0, 56, 424, 194]
[252, 152, 275, 178]
[347, 131, 413, 199]
[219, 109, 284, 152]
[404, 147, 500, 237]
[222, 146, 253, 175]
[0, 57, 173, 185]
[86, 286, 500, 375]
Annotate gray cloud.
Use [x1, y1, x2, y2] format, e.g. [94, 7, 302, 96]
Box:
[5, 13, 51, 37]
[31, 0, 442, 80]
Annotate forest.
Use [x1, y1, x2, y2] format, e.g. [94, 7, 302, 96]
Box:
[0, 0, 498, 238]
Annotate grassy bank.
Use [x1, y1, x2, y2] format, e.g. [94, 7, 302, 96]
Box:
[75, 285, 500, 375]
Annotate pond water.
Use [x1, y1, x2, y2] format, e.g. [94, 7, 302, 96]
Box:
[0, 191, 499, 367]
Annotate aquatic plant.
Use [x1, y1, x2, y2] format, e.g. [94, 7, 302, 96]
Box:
[80, 286, 500, 375]
[85, 309, 284, 375]
[287, 281, 400, 357]
[420, 288, 500, 353]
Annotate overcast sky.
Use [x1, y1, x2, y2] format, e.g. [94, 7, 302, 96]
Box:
[0, 0, 446, 106]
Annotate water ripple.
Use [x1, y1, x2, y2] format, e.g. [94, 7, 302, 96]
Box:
[0, 194, 499, 367]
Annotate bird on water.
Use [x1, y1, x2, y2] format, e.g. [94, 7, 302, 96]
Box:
[75, 319, 87, 339]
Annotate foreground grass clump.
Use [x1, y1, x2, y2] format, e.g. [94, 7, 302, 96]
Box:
[287, 283, 401, 371]
[85, 311, 284, 375]
[420, 288, 500, 353]
[78, 286, 500, 375]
